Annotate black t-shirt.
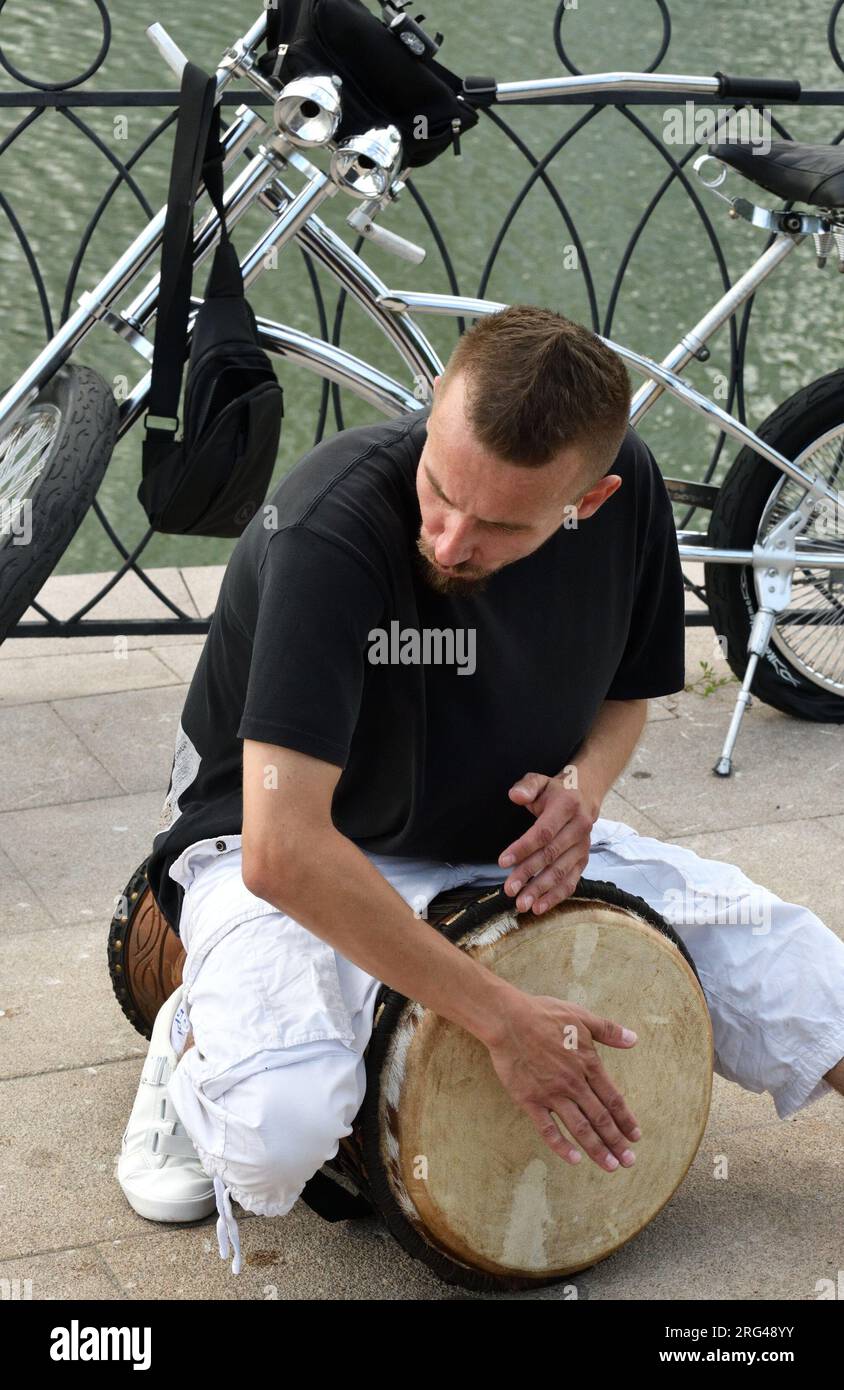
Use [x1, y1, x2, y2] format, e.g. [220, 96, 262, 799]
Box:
[147, 406, 685, 933]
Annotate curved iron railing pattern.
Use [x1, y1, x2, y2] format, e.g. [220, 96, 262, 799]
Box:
[1, 0, 843, 637]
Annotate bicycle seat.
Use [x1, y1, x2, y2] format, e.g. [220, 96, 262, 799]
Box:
[708, 139, 844, 208]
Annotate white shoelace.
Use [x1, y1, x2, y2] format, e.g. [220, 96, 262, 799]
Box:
[157, 1002, 242, 1272]
[214, 1176, 242, 1275]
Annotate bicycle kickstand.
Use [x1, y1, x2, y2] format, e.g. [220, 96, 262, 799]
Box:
[712, 605, 779, 776]
[713, 493, 819, 776]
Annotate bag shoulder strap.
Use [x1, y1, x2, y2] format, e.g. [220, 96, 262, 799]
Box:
[266, 5, 282, 51]
[146, 63, 239, 427]
[198, 101, 243, 300]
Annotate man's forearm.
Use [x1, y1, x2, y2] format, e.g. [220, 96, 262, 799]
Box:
[564, 698, 648, 818]
[246, 829, 515, 1048]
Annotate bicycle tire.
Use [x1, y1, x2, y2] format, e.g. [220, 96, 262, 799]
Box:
[0, 364, 118, 645]
[704, 368, 844, 722]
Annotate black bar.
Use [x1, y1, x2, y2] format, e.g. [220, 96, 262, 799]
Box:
[7, 618, 212, 637]
[0, 90, 275, 108]
[714, 71, 802, 102]
[5, 610, 714, 639]
[2, 87, 841, 110]
[3, 1295, 837, 1363]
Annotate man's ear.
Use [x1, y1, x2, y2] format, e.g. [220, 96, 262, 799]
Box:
[573, 474, 623, 521]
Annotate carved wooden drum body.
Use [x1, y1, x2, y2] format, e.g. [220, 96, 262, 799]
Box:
[108, 866, 712, 1292]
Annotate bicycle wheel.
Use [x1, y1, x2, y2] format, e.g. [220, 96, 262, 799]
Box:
[0, 364, 118, 645]
[704, 368, 844, 721]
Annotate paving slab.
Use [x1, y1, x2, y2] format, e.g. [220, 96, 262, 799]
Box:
[0, 1247, 125, 1300]
[95, 1204, 456, 1301]
[180, 565, 227, 618]
[0, 647, 182, 706]
[647, 695, 680, 723]
[148, 645, 203, 683]
[0, 1060, 194, 1261]
[0, 631, 205, 660]
[0, 847, 55, 935]
[0, 922, 148, 1080]
[54, 686, 185, 795]
[0, 702, 123, 813]
[0, 791, 165, 928]
[614, 629, 844, 834]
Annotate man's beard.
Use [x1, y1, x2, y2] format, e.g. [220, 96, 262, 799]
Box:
[414, 531, 492, 597]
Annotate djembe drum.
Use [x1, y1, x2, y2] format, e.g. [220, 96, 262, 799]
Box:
[108, 863, 713, 1292]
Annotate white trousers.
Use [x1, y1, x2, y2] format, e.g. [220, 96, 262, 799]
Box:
[164, 817, 844, 1274]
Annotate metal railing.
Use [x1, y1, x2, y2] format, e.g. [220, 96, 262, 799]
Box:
[2, 0, 844, 637]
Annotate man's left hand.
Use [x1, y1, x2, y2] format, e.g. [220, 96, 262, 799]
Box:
[498, 772, 597, 914]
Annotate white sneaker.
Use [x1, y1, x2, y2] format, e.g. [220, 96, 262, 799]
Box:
[117, 983, 216, 1222]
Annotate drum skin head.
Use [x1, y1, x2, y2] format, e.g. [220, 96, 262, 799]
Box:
[375, 896, 713, 1283]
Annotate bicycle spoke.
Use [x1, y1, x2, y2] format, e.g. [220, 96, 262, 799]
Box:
[0, 407, 60, 510]
[757, 429, 844, 693]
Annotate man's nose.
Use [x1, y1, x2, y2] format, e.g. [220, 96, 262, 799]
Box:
[434, 514, 476, 566]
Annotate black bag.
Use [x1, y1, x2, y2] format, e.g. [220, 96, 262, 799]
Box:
[138, 62, 284, 537]
[260, 0, 480, 166]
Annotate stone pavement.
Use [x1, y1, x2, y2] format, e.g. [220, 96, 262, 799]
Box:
[0, 562, 842, 1301]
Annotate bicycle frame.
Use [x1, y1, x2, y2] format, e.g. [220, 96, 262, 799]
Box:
[0, 4, 841, 591]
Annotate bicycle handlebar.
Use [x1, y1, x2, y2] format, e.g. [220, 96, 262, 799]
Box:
[714, 71, 801, 103]
[148, 11, 803, 121]
[146, 23, 188, 80]
[480, 70, 803, 106]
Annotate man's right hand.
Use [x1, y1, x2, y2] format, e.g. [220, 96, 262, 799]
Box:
[483, 990, 642, 1172]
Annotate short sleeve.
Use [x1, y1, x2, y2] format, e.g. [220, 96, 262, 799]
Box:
[237, 525, 386, 766]
[604, 449, 686, 700]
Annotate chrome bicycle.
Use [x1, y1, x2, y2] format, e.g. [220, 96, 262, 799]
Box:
[1, 2, 844, 775]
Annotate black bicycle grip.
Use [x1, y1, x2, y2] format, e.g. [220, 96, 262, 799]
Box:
[461, 74, 498, 108]
[714, 72, 801, 102]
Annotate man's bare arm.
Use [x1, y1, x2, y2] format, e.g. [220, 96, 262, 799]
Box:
[567, 697, 648, 817]
[241, 738, 513, 1047]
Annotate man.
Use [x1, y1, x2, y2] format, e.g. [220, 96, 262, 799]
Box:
[118, 306, 844, 1275]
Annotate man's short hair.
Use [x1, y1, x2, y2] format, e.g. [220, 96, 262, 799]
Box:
[438, 304, 632, 494]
